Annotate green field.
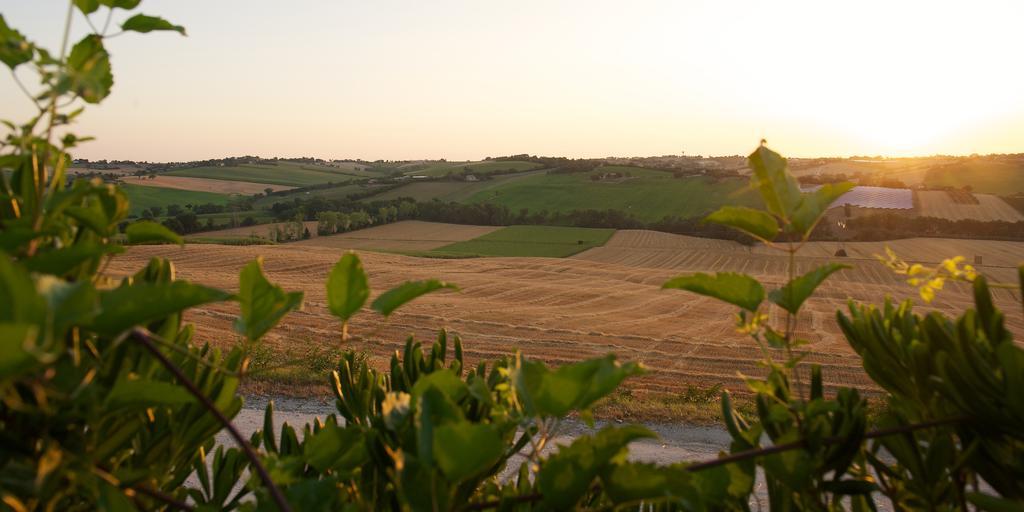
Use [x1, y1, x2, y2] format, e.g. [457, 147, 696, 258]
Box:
[366, 170, 546, 202]
[924, 160, 1024, 195]
[255, 183, 390, 208]
[166, 161, 373, 187]
[462, 166, 759, 221]
[405, 160, 541, 177]
[435, 225, 615, 257]
[121, 184, 231, 215]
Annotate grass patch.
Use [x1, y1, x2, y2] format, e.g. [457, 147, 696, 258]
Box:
[435, 225, 614, 257]
[405, 160, 541, 177]
[591, 384, 746, 425]
[255, 183, 386, 208]
[366, 170, 546, 203]
[167, 161, 361, 187]
[464, 169, 760, 222]
[924, 160, 1024, 195]
[243, 343, 366, 391]
[120, 183, 230, 215]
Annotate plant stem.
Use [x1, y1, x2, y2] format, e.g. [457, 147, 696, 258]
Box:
[684, 414, 967, 472]
[130, 328, 292, 512]
[28, 0, 75, 257]
[785, 243, 805, 400]
[129, 484, 195, 511]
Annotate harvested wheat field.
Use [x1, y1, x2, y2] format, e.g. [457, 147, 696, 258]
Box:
[578, 230, 1024, 283]
[291, 221, 501, 251]
[916, 190, 1024, 222]
[109, 239, 1023, 398]
[125, 175, 296, 195]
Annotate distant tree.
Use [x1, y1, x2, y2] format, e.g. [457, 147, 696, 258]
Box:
[178, 213, 200, 233]
[149, 205, 163, 217]
[141, 209, 154, 219]
[264, 187, 273, 196]
[317, 211, 339, 235]
[398, 201, 417, 219]
[161, 217, 184, 234]
[166, 204, 183, 216]
[240, 216, 257, 227]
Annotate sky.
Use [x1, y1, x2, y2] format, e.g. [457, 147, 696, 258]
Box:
[2, 1, 1024, 161]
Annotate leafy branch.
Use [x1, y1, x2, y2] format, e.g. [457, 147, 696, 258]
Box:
[130, 327, 293, 512]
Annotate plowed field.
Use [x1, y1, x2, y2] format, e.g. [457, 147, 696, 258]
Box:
[127, 176, 295, 195]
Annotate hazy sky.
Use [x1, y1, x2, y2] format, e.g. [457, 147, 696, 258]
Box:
[2, 1, 1023, 161]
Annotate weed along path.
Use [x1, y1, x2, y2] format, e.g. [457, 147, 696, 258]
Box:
[223, 397, 896, 510]
[233, 396, 733, 472]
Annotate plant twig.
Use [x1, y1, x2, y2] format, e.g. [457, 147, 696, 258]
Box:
[683, 414, 967, 472]
[130, 328, 292, 512]
[460, 492, 543, 511]
[10, 70, 40, 107]
[129, 484, 195, 511]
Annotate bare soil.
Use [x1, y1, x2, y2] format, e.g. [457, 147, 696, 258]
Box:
[124, 175, 296, 195]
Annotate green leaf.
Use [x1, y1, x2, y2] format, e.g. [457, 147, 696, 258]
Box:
[105, 378, 194, 409]
[99, 0, 142, 8]
[23, 242, 123, 275]
[371, 279, 458, 317]
[538, 426, 656, 509]
[62, 35, 112, 104]
[0, 225, 44, 252]
[663, 272, 764, 312]
[36, 277, 99, 336]
[326, 252, 369, 324]
[0, 14, 33, 69]
[433, 423, 504, 483]
[73, 0, 101, 14]
[601, 462, 696, 506]
[705, 206, 779, 242]
[302, 423, 368, 473]
[121, 14, 186, 35]
[125, 220, 183, 245]
[789, 182, 854, 236]
[768, 263, 850, 315]
[967, 493, 1024, 512]
[748, 144, 802, 221]
[0, 323, 41, 378]
[99, 481, 135, 512]
[514, 354, 643, 417]
[410, 369, 468, 403]
[0, 255, 47, 324]
[65, 204, 112, 235]
[235, 258, 304, 342]
[415, 387, 464, 467]
[92, 281, 231, 335]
